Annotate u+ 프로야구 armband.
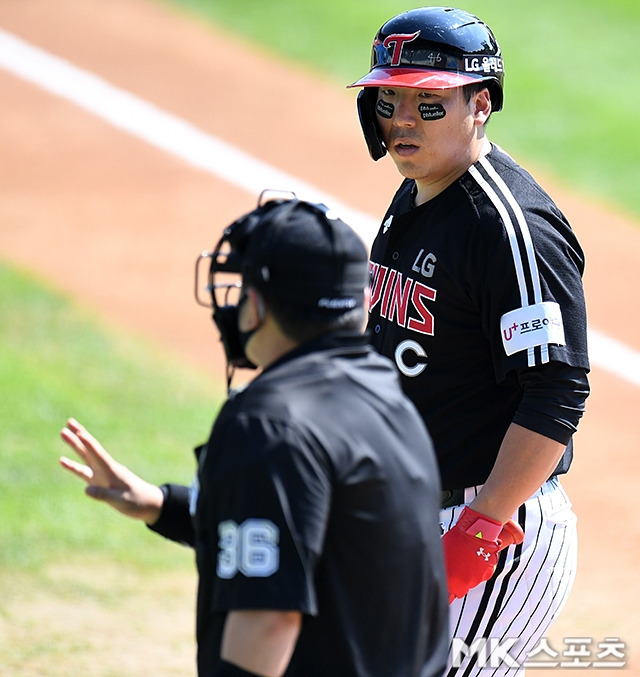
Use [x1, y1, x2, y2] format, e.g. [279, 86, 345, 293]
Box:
[500, 301, 565, 356]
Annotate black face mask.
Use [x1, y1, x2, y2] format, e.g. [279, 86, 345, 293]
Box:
[212, 298, 257, 371]
[236, 292, 261, 365]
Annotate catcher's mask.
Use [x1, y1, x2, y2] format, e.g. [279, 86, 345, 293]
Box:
[195, 190, 368, 388]
[347, 6, 504, 161]
[195, 191, 293, 384]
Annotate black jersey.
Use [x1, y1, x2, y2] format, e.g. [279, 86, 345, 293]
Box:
[154, 332, 448, 677]
[368, 145, 589, 490]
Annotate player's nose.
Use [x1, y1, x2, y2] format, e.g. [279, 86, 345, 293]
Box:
[392, 97, 418, 127]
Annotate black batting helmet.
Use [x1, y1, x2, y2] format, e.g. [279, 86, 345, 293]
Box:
[348, 7, 504, 160]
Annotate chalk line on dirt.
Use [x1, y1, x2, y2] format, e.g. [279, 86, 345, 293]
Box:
[1, 28, 636, 387]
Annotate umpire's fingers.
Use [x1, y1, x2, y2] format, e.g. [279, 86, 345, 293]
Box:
[60, 425, 92, 465]
[59, 455, 93, 483]
[62, 418, 117, 470]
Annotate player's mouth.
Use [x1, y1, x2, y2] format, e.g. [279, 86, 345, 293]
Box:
[393, 141, 419, 157]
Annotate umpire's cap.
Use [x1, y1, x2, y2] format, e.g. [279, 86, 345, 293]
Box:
[224, 195, 369, 317]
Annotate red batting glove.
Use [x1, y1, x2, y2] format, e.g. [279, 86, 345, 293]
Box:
[442, 506, 524, 603]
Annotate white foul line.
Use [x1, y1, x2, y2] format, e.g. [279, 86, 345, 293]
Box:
[586, 329, 640, 388]
[0, 29, 638, 388]
[0, 29, 378, 244]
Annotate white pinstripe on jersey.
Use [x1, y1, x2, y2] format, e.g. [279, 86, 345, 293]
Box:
[468, 156, 550, 367]
[441, 478, 577, 676]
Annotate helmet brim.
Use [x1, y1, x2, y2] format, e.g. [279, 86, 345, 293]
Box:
[348, 67, 482, 90]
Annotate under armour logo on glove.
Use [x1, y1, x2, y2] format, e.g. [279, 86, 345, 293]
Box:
[477, 547, 491, 561]
[442, 506, 525, 603]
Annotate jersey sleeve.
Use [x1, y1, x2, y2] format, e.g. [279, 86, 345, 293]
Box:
[513, 361, 590, 444]
[198, 415, 332, 616]
[147, 482, 195, 547]
[469, 185, 590, 382]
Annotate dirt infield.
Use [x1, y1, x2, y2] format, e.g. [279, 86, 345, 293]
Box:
[1, 0, 639, 674]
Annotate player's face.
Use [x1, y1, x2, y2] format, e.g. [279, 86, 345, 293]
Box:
[375, 86, 489, 200]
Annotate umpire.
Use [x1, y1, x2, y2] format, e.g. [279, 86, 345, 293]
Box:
[60, 196, 448, 677]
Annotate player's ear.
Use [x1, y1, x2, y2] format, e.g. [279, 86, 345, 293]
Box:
[472, 88, 492, 124]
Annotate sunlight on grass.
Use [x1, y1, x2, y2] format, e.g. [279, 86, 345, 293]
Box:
[0, 261, 223, 571]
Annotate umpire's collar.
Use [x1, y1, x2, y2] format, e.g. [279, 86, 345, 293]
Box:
[264, 330, 372, 374]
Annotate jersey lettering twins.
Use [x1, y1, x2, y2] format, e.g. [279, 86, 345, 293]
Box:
[368, 145, 589, 490]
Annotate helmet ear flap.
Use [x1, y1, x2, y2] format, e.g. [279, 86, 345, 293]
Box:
[357, 89, 386, 161]
[486, 81, 503, 113]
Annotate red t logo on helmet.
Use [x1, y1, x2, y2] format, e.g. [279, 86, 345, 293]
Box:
[383, 31, 420, 66]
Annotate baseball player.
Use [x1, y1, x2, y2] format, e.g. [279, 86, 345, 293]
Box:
[59, 196, 449, 676]
[348, 7, 590, 675]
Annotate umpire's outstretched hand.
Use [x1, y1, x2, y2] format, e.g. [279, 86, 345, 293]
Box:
[59, 418, 164, 525]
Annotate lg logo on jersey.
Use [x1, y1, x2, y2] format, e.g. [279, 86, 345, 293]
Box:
[217, 519, 280, 579]
[412, 249, 437, 278]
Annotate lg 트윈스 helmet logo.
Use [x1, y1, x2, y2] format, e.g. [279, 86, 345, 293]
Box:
[383, 31, 420, 65]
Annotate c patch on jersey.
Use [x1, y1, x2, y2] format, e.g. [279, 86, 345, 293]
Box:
[376, 99, 394, 119]
[500, 302, 565, 356]
[418, 103, 446, 120]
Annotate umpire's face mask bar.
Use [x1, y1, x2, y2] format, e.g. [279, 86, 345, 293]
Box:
[195, 226, 258, 386]
[195, 191, 298, 389]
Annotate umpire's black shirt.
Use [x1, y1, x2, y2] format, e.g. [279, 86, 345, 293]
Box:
[152, 331, 448, 677]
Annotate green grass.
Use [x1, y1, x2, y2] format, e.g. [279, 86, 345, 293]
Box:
[161, 0, 640, 221]
[0, 261, 224, 573]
